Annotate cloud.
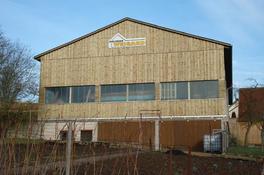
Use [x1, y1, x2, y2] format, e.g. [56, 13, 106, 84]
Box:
[233, 65, 264, 88]
[230, 0, 264, 30]
[195, 0, 264, 45]
[0, 0, 87, 54]
[195, 0, 264, 88]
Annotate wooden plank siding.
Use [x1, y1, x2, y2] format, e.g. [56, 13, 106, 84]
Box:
[97, 120, 221, 151]
[97, 121, 155, 147]
[39, 99, 226, 119]
[160, 120, 221, 151]
[38, 20, 228, 119]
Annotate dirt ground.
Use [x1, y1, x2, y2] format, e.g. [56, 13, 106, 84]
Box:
[0, 141, 125, 171]
[48, 151, 262, 175]
[1, 142, 263, 175]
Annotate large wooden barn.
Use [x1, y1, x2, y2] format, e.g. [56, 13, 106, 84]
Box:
[34, 17, 232, 151]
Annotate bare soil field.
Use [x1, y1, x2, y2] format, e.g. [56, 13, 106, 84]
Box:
[0, 141, 262, 175]
[65, 151, 262, 175]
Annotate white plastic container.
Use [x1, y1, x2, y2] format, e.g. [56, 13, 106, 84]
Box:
[203, 134, 222, 152]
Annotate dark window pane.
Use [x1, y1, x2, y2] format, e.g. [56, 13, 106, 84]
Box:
[161, 82, 188, 100]
[71, 86, 95, 103]
[190, 80, 218, 99]
[190, 81, 204, 99]
[101, 84, 127, 102]
[176, 82, 188, 99]
[161, 83, 176, 100]
[206, 81, 219, 98]
[128, 83, 155, 101]
[45, 87, 69, 104]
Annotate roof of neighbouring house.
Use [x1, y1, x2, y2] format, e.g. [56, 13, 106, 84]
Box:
[238, 87, 264, 122]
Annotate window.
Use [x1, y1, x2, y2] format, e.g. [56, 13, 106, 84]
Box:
[190, 80, 218, 99]
[81, 130, 93, 142]
[231, 112, 236, 118]
[100, 83, 155, 102]
[161, 82, 188, 100]
[177, 82, 189, 99]
[71, 86, 95, 103]
[101, 84, 127, 102]
[45, 87, 70, 104]
[59, 131, 67, 141]
[161, 82, 176, 100]
[59, 130, 74, 141]
[128, 83, 155, 101]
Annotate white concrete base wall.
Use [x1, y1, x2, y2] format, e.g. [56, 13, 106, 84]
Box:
[42, 121, 98, 142]
[7, 123, 42, 139]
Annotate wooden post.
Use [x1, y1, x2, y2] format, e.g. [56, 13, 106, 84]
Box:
[29, 110, 32, 123]
[139, 113, 143, 149]
[66, 121, 72, 175]
[155, 120, 160, 151]
[168, 149, 172, 175]
[187, 146, 192, 175]
[209, 122, 212, 152]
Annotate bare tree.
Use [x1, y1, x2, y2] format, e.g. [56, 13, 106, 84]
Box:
[254, 116, 264, 151]
[239, 89, 257, 146]
[239, 79, 264, 146]
[0, 29, 38, 123]
[248, 81, 264, 150]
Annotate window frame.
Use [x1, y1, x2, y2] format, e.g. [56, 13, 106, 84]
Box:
[160, 80, 219, 100]
[45, 86, 70, 104]
[100, 82, 156, 102]
[189, 80, 219, 99]
[160, 81, 189, 100]
[71, 85, 96, 103]
[100, 84, 128, 102]
[128, 83, 155, 101]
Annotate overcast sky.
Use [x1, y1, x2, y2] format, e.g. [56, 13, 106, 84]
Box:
[1, 0, 264, 88]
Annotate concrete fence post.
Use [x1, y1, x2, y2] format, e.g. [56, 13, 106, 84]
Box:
[155, 120, 160, 151]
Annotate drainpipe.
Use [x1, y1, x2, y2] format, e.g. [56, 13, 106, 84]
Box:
[223, 86, 232, 152]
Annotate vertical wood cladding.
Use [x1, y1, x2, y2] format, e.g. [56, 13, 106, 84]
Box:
[98, 121, 155, 147]
[38, 20, 228, 118]
[160, 120, 221, 151]
[97, 120, 221, 151]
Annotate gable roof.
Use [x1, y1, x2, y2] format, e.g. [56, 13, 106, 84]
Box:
[34, 17, 232, 61]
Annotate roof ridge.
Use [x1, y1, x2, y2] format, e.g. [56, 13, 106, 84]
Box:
[34, 17, 232, 61]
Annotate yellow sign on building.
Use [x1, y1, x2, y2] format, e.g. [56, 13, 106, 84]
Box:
[108, 33, 146, 48]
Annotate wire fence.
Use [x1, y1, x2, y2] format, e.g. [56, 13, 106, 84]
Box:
[0, 120, 140, 175]
[0, 116, 262, 174]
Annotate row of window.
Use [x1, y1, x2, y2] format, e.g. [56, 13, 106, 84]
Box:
[101, 83, 155, 102]
[45, 86, 96, 104]
[161, 81, 218, 100]
[45, 81, 218, 104]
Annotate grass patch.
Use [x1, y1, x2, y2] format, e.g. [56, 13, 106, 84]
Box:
[227, 146, 264, 158]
